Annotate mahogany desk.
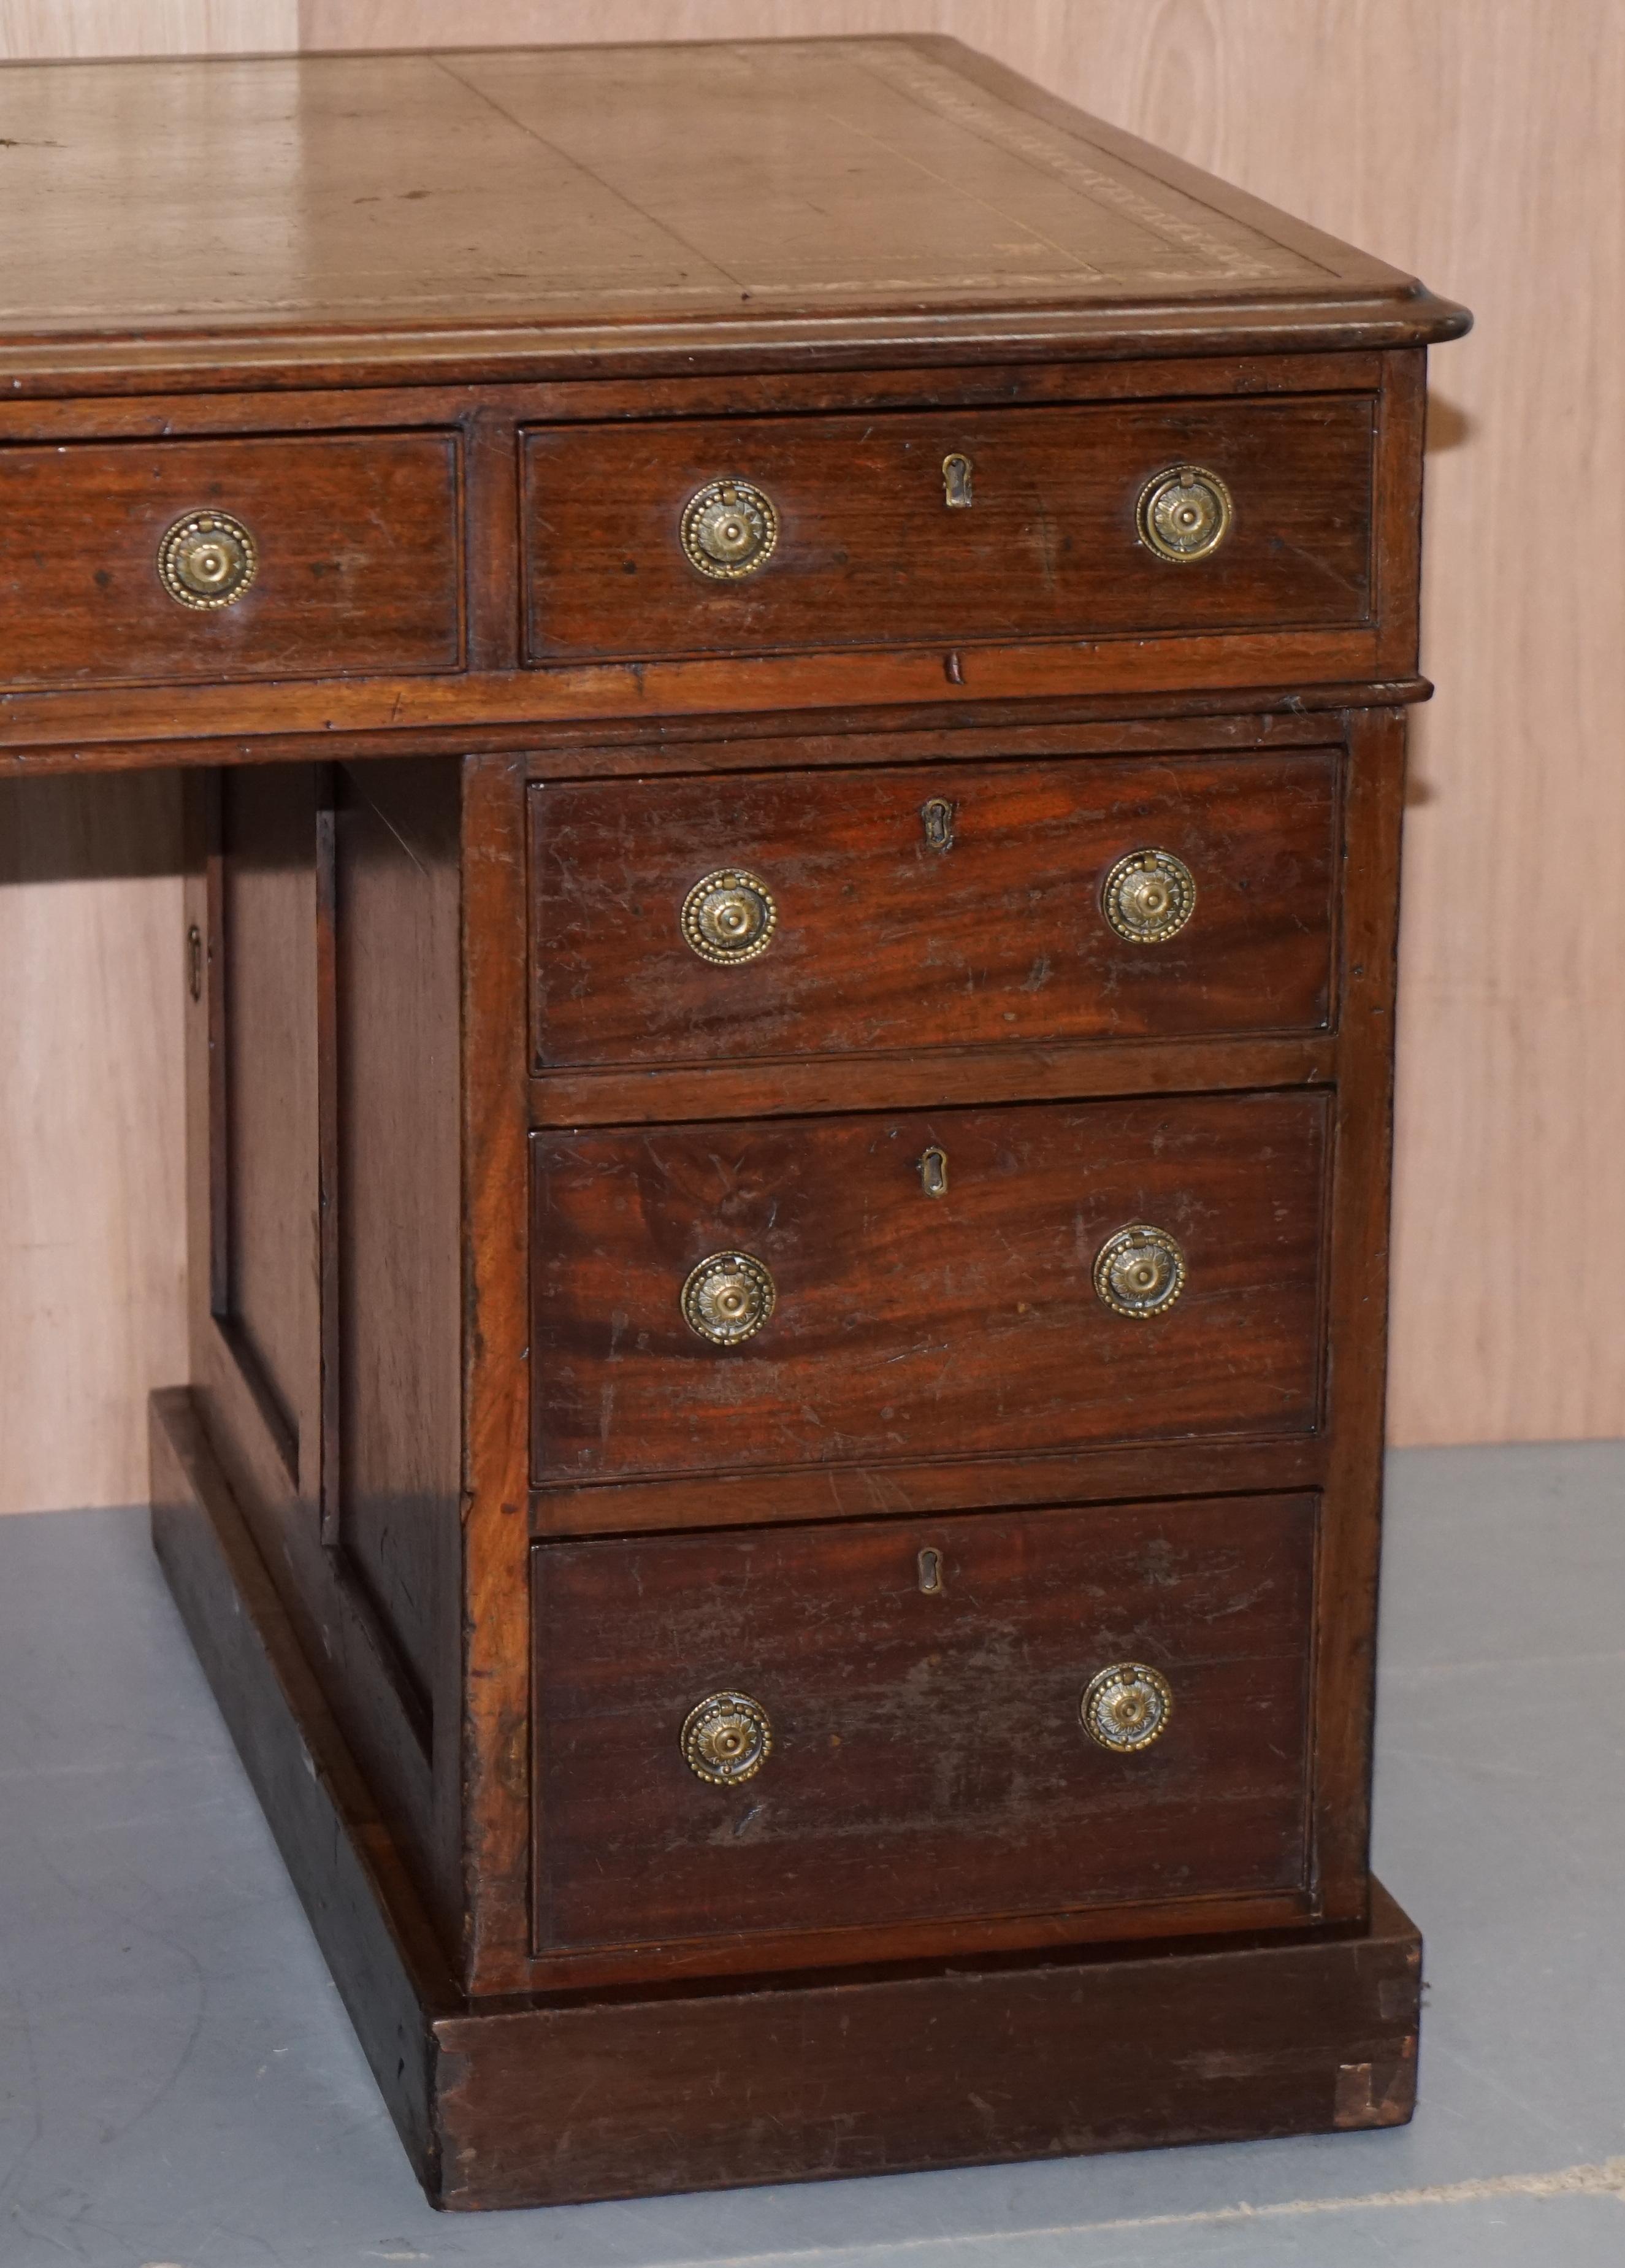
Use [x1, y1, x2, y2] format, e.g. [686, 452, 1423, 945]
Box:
[0, 37, 1468, 2209]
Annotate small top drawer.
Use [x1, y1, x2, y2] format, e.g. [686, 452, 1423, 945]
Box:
[522, 396, 1374, 665]
[532, 1490, 1316, 1956]
[0, 432, 462, 688]
[531, 748, 1339, 1068]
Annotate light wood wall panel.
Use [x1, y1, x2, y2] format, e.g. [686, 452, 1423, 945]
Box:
[0, 2, 296, 55]
[294, 2, 943, 45]
[0, 779, 187, 1513]
[1, 0, 1616, 1506]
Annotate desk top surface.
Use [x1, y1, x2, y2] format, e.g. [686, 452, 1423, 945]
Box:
[0, 37, 1466, 392]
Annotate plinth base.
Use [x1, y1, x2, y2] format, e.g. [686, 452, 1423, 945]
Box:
[150, 1387, 1421, 2212]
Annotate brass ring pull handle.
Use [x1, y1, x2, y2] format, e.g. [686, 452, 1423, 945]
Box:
[1093, 1224, 1187, 1317]
[1101, 848, 1196, 944]
[158, 509, 258, 608]
[1136, 464, 1233, 562]
[1081, 1663, 1174, 1752]
[682, 1250, 776, 1345]
[681, 478, 779, 579]
[682, 1691, 772, 1785]
[681, 868, 777, 964]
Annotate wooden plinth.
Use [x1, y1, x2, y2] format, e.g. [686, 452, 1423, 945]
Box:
[150, 1387, 1421, 2213]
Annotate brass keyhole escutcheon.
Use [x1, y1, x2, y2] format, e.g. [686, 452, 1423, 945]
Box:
[1135, 464, 1233, 562]
[917, 1546, 944, 1595]
[1081, 1663, 1174, 1753]
[681, 868, 777, 964]
[918, 1145, 949, 1199]
[1093, 1224, 1187, 1318]
[942, 452, 974, 508]
[157, 509, 258, 609]
[681, 1692, 772, 1785]
[1101, 848, 1196, 944]
[921, 796, 956, 851]
[681, 478, 779, 579]
[681, 1251, 776, 1346]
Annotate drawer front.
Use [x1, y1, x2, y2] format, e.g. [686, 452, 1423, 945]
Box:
[0, 433, 462, 688]
[522, 397, 1372, 664]
[532, 1091, 1328, 1484]
[532, 749, 1338, 1068]
[532, 1492, 1316, 1953]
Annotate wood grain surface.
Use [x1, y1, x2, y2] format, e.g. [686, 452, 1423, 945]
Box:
[0, 433, 464, 688]
[0, 3, 1615, 1508]
[531, 1492, 1317, 1960]
[522, 397, 1375, 664]
[0, 775, 187, 1514]
[532, 1092, 1329, 1484]
[531, 749, 1339, 1068]
[0, 2, 294, 55]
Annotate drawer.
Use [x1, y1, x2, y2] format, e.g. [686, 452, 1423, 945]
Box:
[531, 749, 1338, 1068]
[532, 1090, 1328, 1485]
[0, 433, 462, 688]
[522, 397, 1373, 664]
[532, 1491, 1316, 1953]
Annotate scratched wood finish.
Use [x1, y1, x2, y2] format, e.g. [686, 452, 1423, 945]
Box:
[531, 1092, 1329, 1486]
[532, 1492, 1315, 1958]
[531, 749, 1339, 1070]
[522, 397, 1375, 664]
[0, 434, 463, 688]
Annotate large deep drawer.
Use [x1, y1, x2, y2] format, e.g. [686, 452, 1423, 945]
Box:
[531, 1490, 1317, 1955]
[530, 748, 1340, 1068]
[531, 1090, 1329, 1485]
[522, 395, 1374, 665]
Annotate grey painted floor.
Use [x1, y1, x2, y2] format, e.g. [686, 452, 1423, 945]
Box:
[3, 1441, 1623, 2266]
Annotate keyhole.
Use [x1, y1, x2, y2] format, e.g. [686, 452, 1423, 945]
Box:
[942, 453, 974, 508]
[922, 797, 955, 852]
[918, 1146, 949, 1199]
[917, 1547, 944, 1595]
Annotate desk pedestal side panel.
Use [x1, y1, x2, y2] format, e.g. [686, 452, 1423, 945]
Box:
[184, 759, 466, 1948]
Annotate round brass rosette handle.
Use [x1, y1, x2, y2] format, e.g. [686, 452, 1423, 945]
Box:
[682, 1691, 773, 1785]
[681, 478, 779, 580]
[158, 509, 258, 609]
[1081, 1663, 1174, 1753]
[1136, 464, 1233, 562]
[681, 868, 777, 964]
[1101, 848, 1196, 944]
[682, 1250, 776, 1346]
[1093, 1224, 1187, 1318]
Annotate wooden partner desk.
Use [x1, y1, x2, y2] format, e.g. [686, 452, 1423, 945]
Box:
[0, 37, 1468, 2210]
